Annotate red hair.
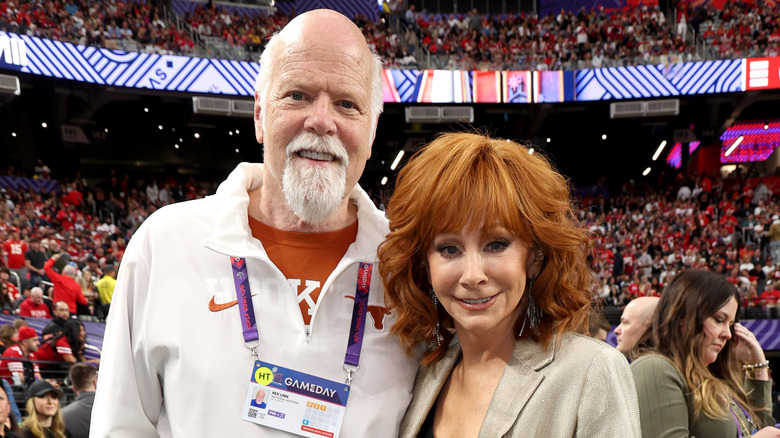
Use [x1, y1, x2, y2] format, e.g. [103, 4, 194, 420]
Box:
[378, 132, 592, 366]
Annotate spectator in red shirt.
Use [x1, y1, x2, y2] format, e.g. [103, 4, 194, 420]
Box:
[37, 320, 86, 366]
[2, 230, 28, 289]
[760, 286, 780, 318]
[43, 255, 88, 314]
[0, 326, 41, 386]
[0, 268, 18, 301]
[18, 287, 51, 319]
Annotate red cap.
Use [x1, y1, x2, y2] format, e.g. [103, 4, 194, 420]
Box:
[18, 327, 38, 340]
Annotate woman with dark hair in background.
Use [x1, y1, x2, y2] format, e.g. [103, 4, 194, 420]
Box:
[631, 269, 778, 437]
[379, 132, 640, 437]
[36, 320, 86, 380]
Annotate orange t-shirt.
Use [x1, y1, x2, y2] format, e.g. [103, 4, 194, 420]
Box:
[249, 217, 358, 326]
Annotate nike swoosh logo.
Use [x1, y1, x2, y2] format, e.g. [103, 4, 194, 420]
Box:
[208, 294, 258, 312]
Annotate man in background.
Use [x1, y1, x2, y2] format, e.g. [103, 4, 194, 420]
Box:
[43, 254, 88, 314]
[0, 326, 41, 385]
[3, 230, 27, 289]
[43, 301, 71, 340]
[96, 266, 116, 317]
[18, 287, 50, 318]
[614, 296, 659, 360]
[24, 238, 47, 288]
[63, 363, 97, 438]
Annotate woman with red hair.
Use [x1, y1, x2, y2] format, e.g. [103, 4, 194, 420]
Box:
[379, 132, 640, 437]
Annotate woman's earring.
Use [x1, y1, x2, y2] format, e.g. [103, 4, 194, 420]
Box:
[527, 276, 543, 329]
[430, 288, 443, 347]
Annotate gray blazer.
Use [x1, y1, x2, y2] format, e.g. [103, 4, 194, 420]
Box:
[400, 332, 641, 438]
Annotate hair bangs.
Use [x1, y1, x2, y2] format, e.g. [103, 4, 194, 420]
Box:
[419, 137, 534, 245]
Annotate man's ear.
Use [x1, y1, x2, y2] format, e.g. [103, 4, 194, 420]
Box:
[254, 91, 264, 144]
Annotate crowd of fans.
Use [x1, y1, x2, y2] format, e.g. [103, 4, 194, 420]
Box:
[2, 158, 780, 321]
[1, 0, 778, 68]
[402, 6, 686, 71]
[0, 161, 219, 322]
[581, 168, 780, 319]
[0, 0, 195, 55]
[403, 0, 780, 71]
[683, 0, 780, 60]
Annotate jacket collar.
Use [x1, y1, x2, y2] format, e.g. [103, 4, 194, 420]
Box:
[481, 334, 558, 436]
[427, 334, 559, 437]
[202, 162, 388, 264]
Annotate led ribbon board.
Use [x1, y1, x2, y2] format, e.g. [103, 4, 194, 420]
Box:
[576, 60, 743, 101]
[0, 31, 260, 95]
[1, 31, 769, 104]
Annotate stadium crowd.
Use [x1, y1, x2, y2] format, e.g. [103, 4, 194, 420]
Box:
[581, 169, 780, 319]
[683, 0, 780, 59]
[2, 154, 780, 434]
[1, 0, 779, 68]
[2, 158, 780, 320]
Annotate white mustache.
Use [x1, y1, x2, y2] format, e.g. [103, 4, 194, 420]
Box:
[286, 132, 349, 165]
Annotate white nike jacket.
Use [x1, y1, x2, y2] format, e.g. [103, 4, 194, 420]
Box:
[91, 163, 419, 437]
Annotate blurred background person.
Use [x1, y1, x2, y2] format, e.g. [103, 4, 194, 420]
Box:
[42, 302, 70, 342]
[587, 308, 612, 341]
[95, 266, 116, 318]
[37, 320, 86, 380]
[18, 288, 50, 319]
[379, 132, 640, 437]
[43, 255, 87, 317]
[20, 381, 66, 438]
[0, 325, 17, 355]
[614, 296, 659, 361]
[0, 382, 22, 438]
[0, 327, 41, 386]
[631, 269, 777, 437]
[62, 363, 97, 438]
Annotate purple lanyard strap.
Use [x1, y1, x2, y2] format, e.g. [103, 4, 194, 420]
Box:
[231, 257, 258, 343]
[232, 258, 373, 386]
[731, 400, 757, 438]
[344, 263, 372, 367]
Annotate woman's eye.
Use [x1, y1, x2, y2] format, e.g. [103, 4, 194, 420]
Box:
[486, 240, 508, 251]
[438, 245, 459, 256]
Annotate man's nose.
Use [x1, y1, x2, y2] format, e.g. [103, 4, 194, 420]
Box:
[304, 97, 337, 137]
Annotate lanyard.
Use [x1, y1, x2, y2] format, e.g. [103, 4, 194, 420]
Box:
[730, 400, 757, 437]
[231, 257, 373, 386]
[231, 257, 258, 343]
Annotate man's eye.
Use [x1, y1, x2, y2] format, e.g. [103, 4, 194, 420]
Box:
[340, 101, 354, 109]
[290, 91, 303, 100]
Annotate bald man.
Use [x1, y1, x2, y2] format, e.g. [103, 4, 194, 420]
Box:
[92, 10, 418, 437]
[614, 296, 659, 359]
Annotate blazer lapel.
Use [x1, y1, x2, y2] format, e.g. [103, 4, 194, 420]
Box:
[479, 336, 557, 437]
[401, 341, 461, 437]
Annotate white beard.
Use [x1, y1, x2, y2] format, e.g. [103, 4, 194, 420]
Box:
[281, 132, 349, 224]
